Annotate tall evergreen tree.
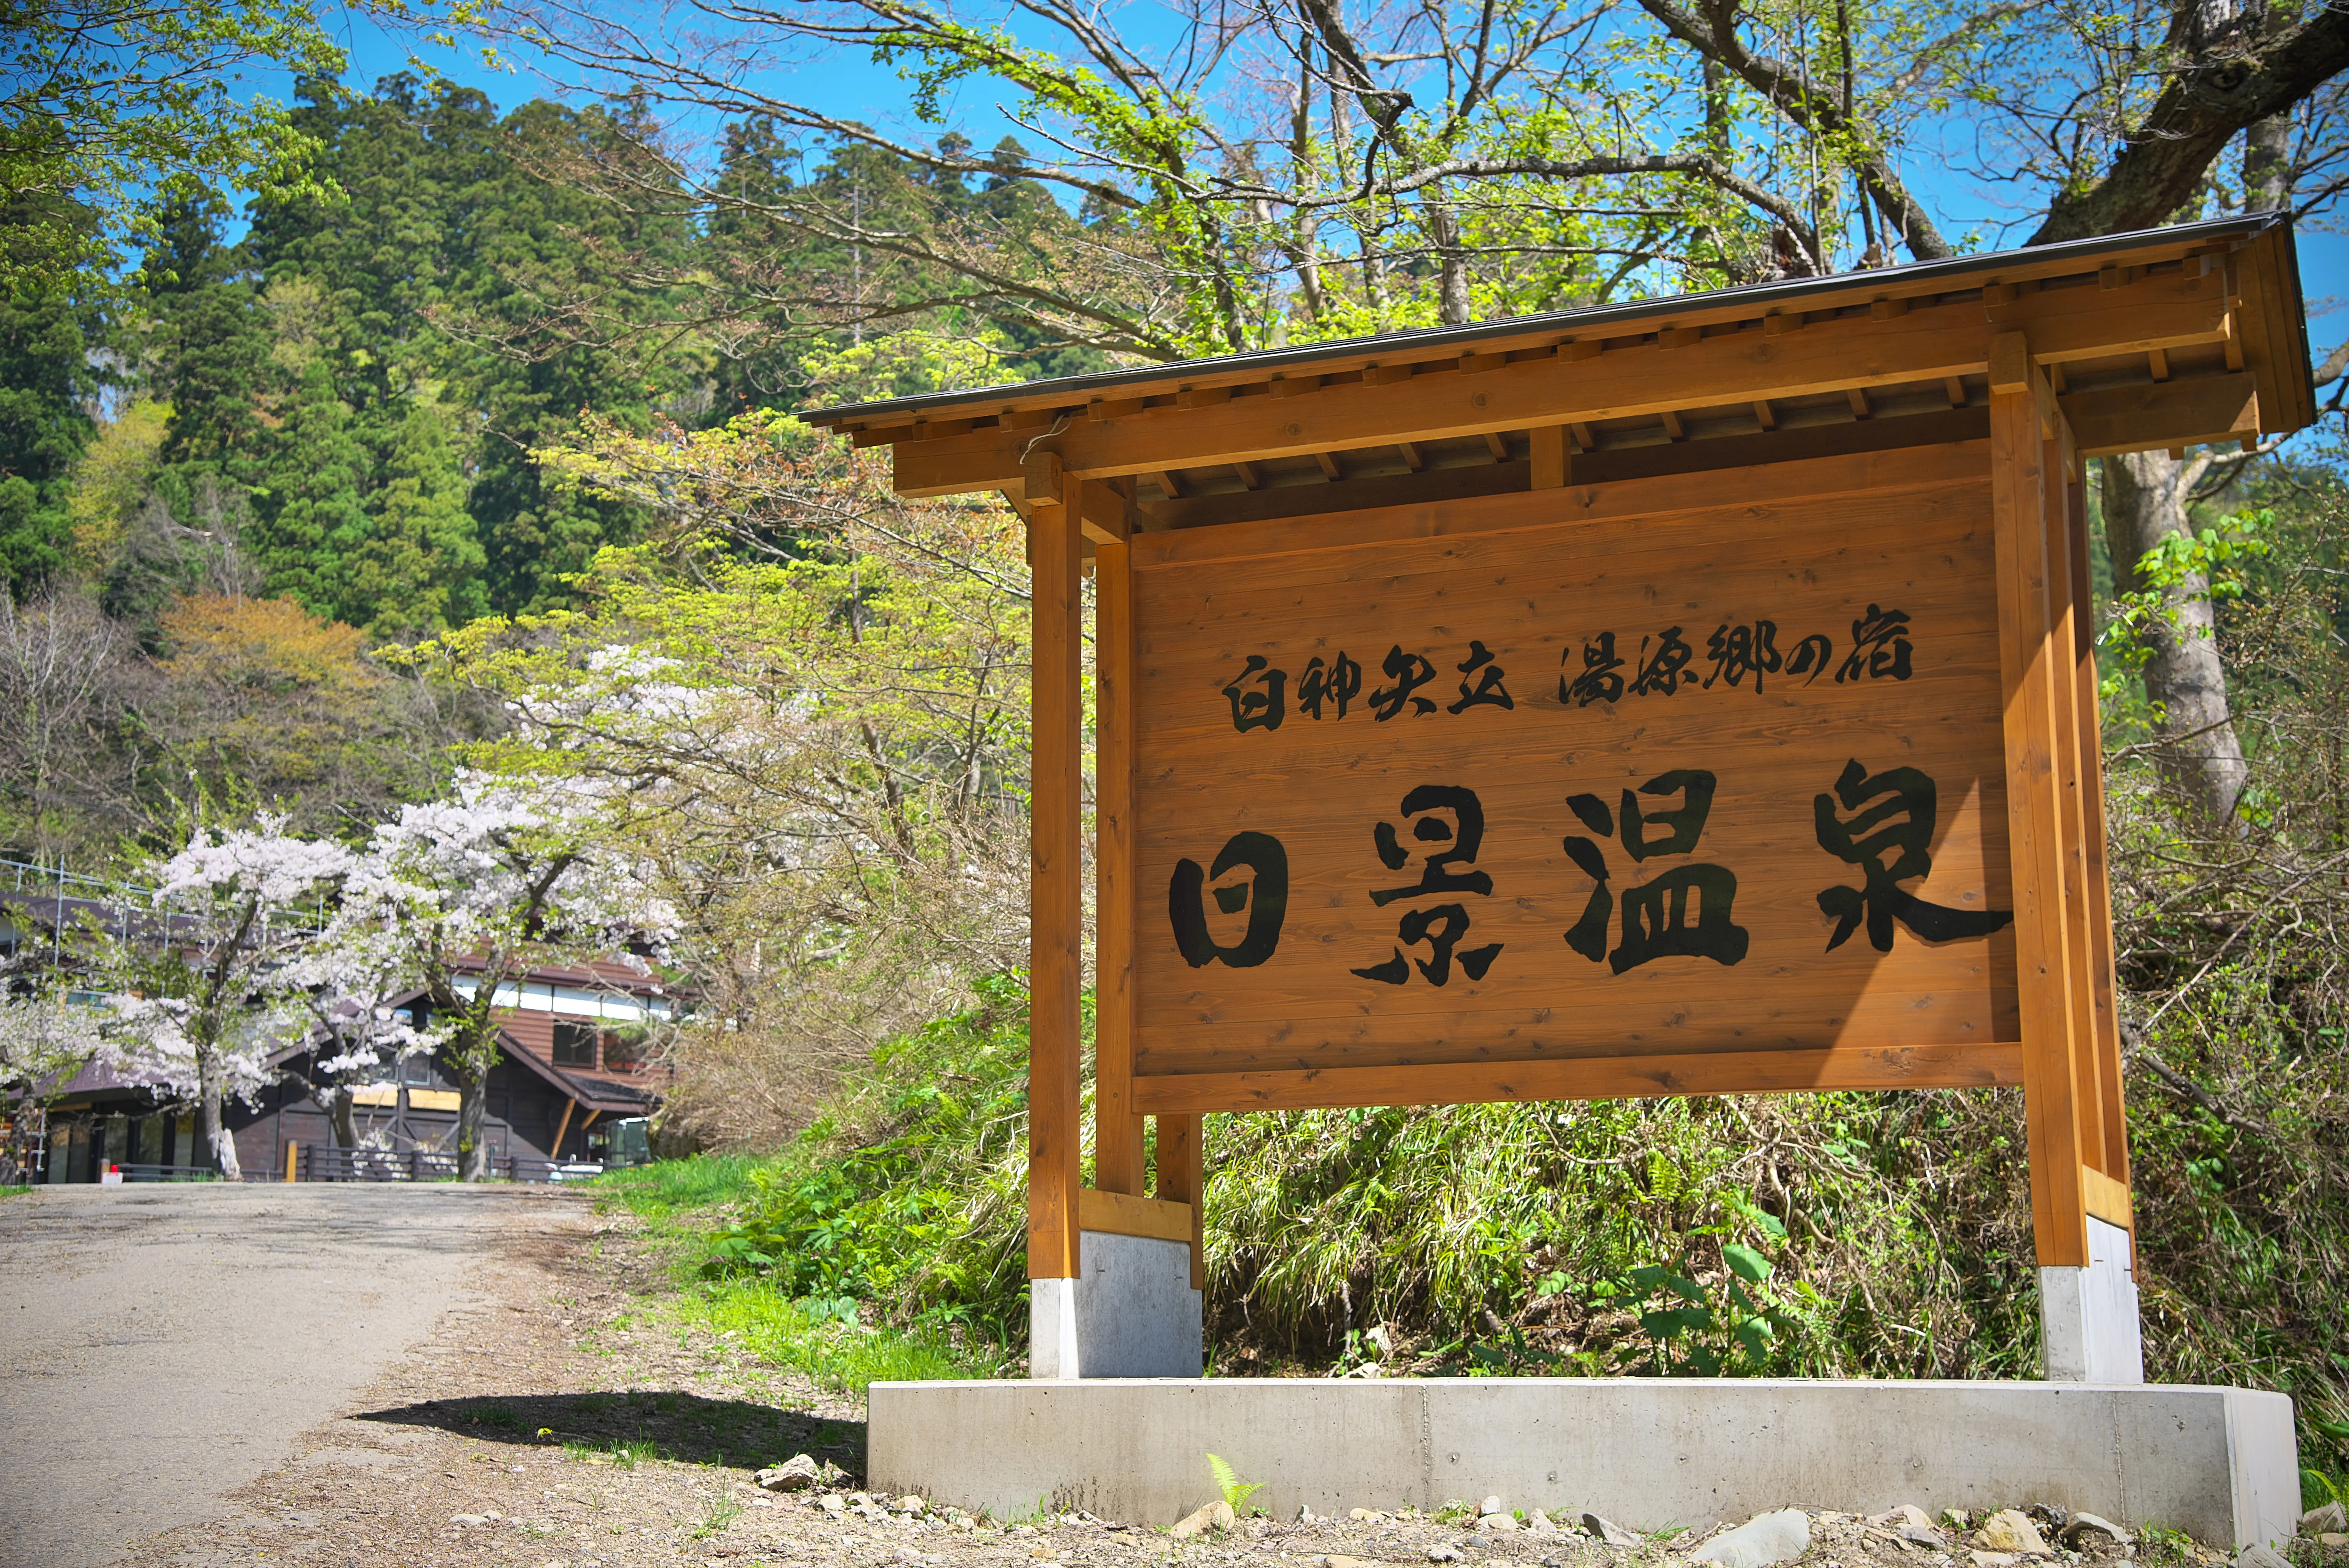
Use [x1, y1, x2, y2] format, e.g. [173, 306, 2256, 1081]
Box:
[257, 359, 369, 615]
[143, 191, 271, 487]
[355, 399, 483, 636]
[0, 201, 98, 595]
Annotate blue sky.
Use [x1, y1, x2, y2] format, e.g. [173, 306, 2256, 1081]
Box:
[294, 5, 2341, 372]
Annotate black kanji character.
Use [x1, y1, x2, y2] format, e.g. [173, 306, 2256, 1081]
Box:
[1370, 784, 1495, 907]
[1368, 645, 1440, 720]
[1631, 626, 1695, 696]
[1704, 621, 1784, 691]
[1561, 632, 1627, 707]
[1356, 784, 1502, 986]
[1611, 864, 1750, 973]
[1785, 633, 1834, 685]
[1559, 770, 1748, 972]
[1620, 768, 1718, 863]
[1834, 604, 1913, 683]
[1169, 830, 1290, 968]
[1351, 903, 1503, 986]
[1450, 640, 1515, 713]
[1813, 759, 2014, 951]
[1297, 652, 1363, 719]
[1221, 654, 1285, 732]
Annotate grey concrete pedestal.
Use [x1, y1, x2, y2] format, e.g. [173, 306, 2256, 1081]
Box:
[1029, 1230, 1202, 1379]
[2042, 1216, 2145, 1383]
[871, 1377, 2299, 1547]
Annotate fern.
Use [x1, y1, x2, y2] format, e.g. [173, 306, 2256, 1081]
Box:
[1207, 1453, 1263, 1513]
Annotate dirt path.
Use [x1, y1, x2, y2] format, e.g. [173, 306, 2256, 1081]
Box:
[60, 1188, 2222, 1568]
[0, 1182, 577, 1568]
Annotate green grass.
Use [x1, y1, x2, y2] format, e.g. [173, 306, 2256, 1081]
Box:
[690, 1491, 744, 1539]
[594, 1154, 771, 1224]
[683, 1278, 1005, 1392]
[592, 1133, 1007, 1396]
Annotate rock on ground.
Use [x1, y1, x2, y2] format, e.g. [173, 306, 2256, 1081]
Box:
[1688, 1507, 1813, 1568]
[1584, 1511, 1644, 1546]
[1976, 1509, 2051, 1554]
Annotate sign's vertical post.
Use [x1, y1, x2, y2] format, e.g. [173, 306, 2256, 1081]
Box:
[1988, 331, 2093, 1268]
[1990, 333, 2143, 1381]
[1027, 453, 1084, 1374]
[1094, 531, 1146, 1197]
[2042, 419, 2111, 1171]
[2063, 457, 2133, 1185]
[1156, 1112, 1204, 1291]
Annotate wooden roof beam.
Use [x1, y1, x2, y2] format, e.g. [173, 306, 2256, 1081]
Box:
[2062, 373, 2258, 458]
[814, 222, 2287, 437]
[891, 270, 2237, 495]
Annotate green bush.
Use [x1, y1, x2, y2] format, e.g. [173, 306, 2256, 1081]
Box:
[700, 972, 1034, 1340]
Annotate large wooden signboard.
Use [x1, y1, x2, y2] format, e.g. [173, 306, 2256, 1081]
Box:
[1130, 451, 2019, 1112]
[811, 214, 2318, 1288]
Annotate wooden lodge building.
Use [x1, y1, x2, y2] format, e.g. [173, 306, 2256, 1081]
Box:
[24, 959, 675, 1183]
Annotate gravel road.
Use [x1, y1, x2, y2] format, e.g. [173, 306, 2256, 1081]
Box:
[0, 1181, 585, 1568]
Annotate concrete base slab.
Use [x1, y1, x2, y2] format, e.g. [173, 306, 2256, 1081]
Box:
[869, 1377, 2298, 1547]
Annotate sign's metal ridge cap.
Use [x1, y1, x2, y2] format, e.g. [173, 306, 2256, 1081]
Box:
[801, 212, 2288, 428]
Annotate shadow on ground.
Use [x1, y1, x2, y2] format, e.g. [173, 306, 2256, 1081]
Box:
[353, 1391, 868, 1478]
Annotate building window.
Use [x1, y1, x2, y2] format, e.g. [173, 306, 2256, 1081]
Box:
[603, 1025, 649, 1071]
[551, 1021, 599, 1068]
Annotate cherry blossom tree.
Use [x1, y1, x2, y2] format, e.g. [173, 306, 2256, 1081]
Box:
[270, 926, 447, 1150]
[102, 820, 351, 1180]
[334, 779, 675, 1180]
[0, 984, 109, 1184]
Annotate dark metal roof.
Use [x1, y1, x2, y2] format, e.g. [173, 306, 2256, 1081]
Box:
[803, 212, 2297, 428]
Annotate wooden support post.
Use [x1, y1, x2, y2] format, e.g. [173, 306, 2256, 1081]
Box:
[1988, 331, 2092, 1269]
[2065, 461, 2133, 1188]
[1155, 1113, 1204, 1290]
[552, 1096, 576, 1161]
[1529, 426, 1569, 490]
[2041, 419, 2108, 1177]
[1093, 529, 1146, 1196]
[1028, 461, 1085, 1280]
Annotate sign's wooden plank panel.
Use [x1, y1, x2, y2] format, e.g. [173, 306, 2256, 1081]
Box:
[1132, 453, 2018, 1097]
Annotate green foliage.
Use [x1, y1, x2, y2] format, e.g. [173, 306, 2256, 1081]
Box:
[0, 0, 355, 291]
[1599, 1240, 1812, 1378]
[2103, 509, 2274, 688]
[0, 201, 100, 596]
[125, 76, 697, 631]
[681, 1280, 1003, 1395]
[594, 1153, 770, 1219]
[1206, 1454, 1263, 1514]
[698, 973, 1034, 1336]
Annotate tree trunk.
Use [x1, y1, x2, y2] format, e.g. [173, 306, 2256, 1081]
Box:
[198, 1055, 241, 1180]
[456, 1066, 492, 1181]
[2103, 451, 2249, 821]
[324, 1087, 357, 1149]
[2245, 113, 2292, 210]
[1428, 202, 1473, 325]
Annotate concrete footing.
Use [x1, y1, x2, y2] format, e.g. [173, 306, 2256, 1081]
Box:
[1028, 1231, 1202, 1379]
[2041, 1217, 2145, 1383]
[868, 1377, 2298, 1547]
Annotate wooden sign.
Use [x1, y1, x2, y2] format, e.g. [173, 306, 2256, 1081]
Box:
[814, 216, 2323, 1280]
[1129, 451, 2022, 1112]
